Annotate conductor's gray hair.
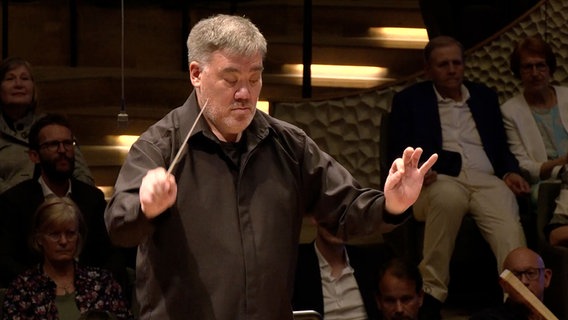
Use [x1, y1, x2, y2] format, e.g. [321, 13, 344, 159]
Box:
[187, 14, 267, 67]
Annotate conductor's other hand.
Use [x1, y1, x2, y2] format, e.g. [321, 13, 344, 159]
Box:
[140, 167, 178, 219]
[384, 147, 438, 214]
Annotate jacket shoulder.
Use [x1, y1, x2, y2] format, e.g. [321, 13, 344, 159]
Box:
[139, 106, 186, 144]
[71, 179, 105, 198]
[259, 112, 310, 156]
[395, 81, 433, 97]
[464, 81, 497, 95]
[0, 179, 41, 200]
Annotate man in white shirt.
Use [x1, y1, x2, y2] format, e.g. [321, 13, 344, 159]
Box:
[387, 36, 530, 319]
[0, 114, 126, 291]
[293, 218, 387, 320]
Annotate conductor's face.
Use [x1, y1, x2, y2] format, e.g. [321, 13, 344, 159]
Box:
[190, 49, 264, 143]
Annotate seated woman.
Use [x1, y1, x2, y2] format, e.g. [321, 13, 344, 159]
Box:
[0, 57, 93, 193]
[1, 197, 133, 320]
[500, 35, 568, 246]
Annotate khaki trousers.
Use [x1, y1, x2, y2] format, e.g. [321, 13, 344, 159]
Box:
[414, 171, 526, 302]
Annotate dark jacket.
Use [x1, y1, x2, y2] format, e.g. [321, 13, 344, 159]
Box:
[292, 242, 389, 320]
[105, 91, 403, 320]
[387, 81, 520, 178]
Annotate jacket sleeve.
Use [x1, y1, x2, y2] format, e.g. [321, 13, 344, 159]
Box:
[104, 137, 168, 247]
[299, 133, 397, 242]
[500, 96, 543, 182]
[472, 86, 521, 178]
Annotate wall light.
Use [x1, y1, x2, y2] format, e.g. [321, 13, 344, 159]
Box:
[367, 27, 429, 49]
[281, 64, 391, 88]
[105, 135, 139, 150]
[257, 100, 269, 114]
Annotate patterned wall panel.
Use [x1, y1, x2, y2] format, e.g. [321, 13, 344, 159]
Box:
[272, 88, 396, 189]
[465, 0, 568, 103]
[272, 0, 564, 189]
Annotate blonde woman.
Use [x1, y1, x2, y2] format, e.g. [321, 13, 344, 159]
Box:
[2, 197, 132, 320]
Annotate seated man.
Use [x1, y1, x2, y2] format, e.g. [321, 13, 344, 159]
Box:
[0, 113, 126, 288]
[470, 247, 552, 319]
[292, 217, 388, 320]
[375, 257, 424, 320]
[387, 35, 530, 319]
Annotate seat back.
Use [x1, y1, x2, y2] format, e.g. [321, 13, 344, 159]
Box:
[536, 181, 568, 320]
[292, 310, 322, 320]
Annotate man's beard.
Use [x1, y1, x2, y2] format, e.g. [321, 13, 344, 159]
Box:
[41, 156, 75, 182]
[390, 314, 416, 320]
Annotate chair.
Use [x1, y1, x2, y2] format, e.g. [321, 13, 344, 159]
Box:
[535, 181, 568, 320]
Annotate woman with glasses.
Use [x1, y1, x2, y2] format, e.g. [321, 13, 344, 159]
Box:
[1, 197, 133, 320]
[500, 35, 568, 247]
[0, 57, 93, 194]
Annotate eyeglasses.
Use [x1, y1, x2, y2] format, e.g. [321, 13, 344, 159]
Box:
[44, 230, 78, 242]
[520, 62, 548, 74]
[511, 267, 544, 281]
[39, 139, 76, 152]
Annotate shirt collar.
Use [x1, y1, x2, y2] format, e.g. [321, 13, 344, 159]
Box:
[313, 241, 351, 270]
[38, 175, 72, 198]
[433, 83, 470, 104]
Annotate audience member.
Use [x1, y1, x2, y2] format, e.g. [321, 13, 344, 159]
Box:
[1, 197, 133, 320]
[292, 218, 387, 319]
[0, 113, 124, 288]
[500, 35, 568, 247]
[470, 247, 552, 319]
[375, 258, 424, 320]
[0, 57, 93, 193]
[104, 14, 437, 319]
[386, 35, 529, 319]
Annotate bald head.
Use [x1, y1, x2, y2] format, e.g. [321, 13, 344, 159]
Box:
[504, 247, 545, 271]
[502, 247, 551, 302]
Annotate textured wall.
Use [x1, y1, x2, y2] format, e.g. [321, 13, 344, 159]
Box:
[272, 88, 395, 189]
[272, 0, 566, 189]
[465, 0, 568, 102]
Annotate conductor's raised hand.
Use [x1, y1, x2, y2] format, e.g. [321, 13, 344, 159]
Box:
[384, 147, 438, 214]
[140, 167, 178, 219]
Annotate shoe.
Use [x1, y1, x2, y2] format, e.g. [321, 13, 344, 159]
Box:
[419, 293, 442, 320]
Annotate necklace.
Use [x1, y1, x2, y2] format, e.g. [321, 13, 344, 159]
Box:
[55, 280, 75, 294]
